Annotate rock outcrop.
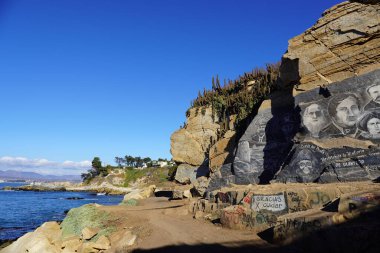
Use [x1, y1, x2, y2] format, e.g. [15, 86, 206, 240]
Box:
[1, 204, 137, 253]
[171, 106, 220, 166]
[281, 1, 380, 94]
[169, 1, 380, 191]
[122, 184, 156, 202]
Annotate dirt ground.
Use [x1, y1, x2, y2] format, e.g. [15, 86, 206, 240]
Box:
[99, 197, 285, 253]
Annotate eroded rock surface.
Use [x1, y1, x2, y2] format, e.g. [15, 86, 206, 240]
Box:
[171, 106, 220, 166]
[281, 1, 380, 93]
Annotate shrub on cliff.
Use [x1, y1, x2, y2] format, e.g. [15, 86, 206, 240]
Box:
[190, 62, 280, 135]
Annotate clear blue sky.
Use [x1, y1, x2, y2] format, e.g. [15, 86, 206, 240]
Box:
[0, 0, 342, 174]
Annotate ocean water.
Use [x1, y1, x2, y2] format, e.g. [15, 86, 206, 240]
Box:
[0, 182, 124, 240]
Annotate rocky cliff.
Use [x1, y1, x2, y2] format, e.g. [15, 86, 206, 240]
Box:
[170, 0, 380, 192]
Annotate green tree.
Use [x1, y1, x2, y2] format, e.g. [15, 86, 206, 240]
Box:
[124, 155, 134, 167]
[114, 156, 124, 168]
[135, 156, 143, 168]
[143, 157, 151, 164]
[92, 157, 102, 172]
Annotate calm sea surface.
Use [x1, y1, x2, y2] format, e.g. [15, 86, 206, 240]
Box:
[0, 182, 123, 240]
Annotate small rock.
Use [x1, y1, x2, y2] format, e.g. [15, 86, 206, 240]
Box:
[81, 227, 98, 240]
[62, 236, 82, 252]
[192, 176, 210, 197]
[66, 197, 84, 200]
[183, 189, 192, 199]
[171, 190, 183, 200]
[92, 235, 110, 250]
[194, 211, 204, 219]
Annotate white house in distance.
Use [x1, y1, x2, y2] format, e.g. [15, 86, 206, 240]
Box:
[157, 161, 168, 167]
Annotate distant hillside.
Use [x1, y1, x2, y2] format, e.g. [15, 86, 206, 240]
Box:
[0, 170, 81, 182]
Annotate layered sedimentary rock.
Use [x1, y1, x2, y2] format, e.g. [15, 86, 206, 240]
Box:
[170, 106, 220, 166]
[281, 1, 380, 94]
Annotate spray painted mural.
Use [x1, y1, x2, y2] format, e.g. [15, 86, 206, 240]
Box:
[233, 69, 380, 184]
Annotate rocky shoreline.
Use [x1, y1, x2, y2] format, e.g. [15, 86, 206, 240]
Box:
[1, 181, 379, 253]
[2, 181, 132, 195]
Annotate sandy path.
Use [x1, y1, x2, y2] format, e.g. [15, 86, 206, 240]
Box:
[99, 197, 281, 253]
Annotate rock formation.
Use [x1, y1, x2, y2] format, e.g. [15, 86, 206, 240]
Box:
[170, 106, 220, 166]
[171, 0, 380, 192]
[232, 0, 380, 185]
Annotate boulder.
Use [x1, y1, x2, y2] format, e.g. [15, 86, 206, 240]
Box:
[60, 204, 112, 240]
[170, 129, 205, 166]
[174, 164, 196, 184]
[123, 185, 156, 202]
[192, 176, 210, 197]
[171, 106, 220, 166]
[174, 163, 209, 184]
[1, 222, 62, 253]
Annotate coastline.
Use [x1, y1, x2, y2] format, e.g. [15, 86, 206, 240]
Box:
[2, 181, 132, 195]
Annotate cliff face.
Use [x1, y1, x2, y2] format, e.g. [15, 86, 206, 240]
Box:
[281, 1, 380, 94]
[170, 107, 220, 166]
[171, 0, 380, 191]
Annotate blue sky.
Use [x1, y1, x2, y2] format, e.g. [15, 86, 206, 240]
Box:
[0, 0, 342, 175]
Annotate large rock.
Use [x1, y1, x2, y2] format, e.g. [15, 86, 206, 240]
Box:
[281, 1, 380, 93]
[170, 128, 205, 166]
[123, 185, 156, 202]
[174, 163, 209, 184]
[1, 222, 62, 253]
[171, 106, 220, 166]
[60, 204, 113, 241]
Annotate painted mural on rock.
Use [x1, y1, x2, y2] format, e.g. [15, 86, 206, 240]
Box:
[232, 69, 380, 184]
[297, 70, 380, 140]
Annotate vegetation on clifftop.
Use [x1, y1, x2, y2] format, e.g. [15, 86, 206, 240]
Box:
[189, 62, 280, 134]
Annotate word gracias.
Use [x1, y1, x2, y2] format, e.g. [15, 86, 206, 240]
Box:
[251, 193, 287, 212]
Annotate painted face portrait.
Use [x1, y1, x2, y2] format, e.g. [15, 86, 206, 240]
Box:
[303, 104, 328, 138]
[367, 117, 380, 135]
[356, 111, 380, 140]
[292, 149, 317, 177]
[368, 84, 380, 103]
[251, 115, 270, 143]
[335, 96, 360, 127]
[297, 159, 312, 175]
